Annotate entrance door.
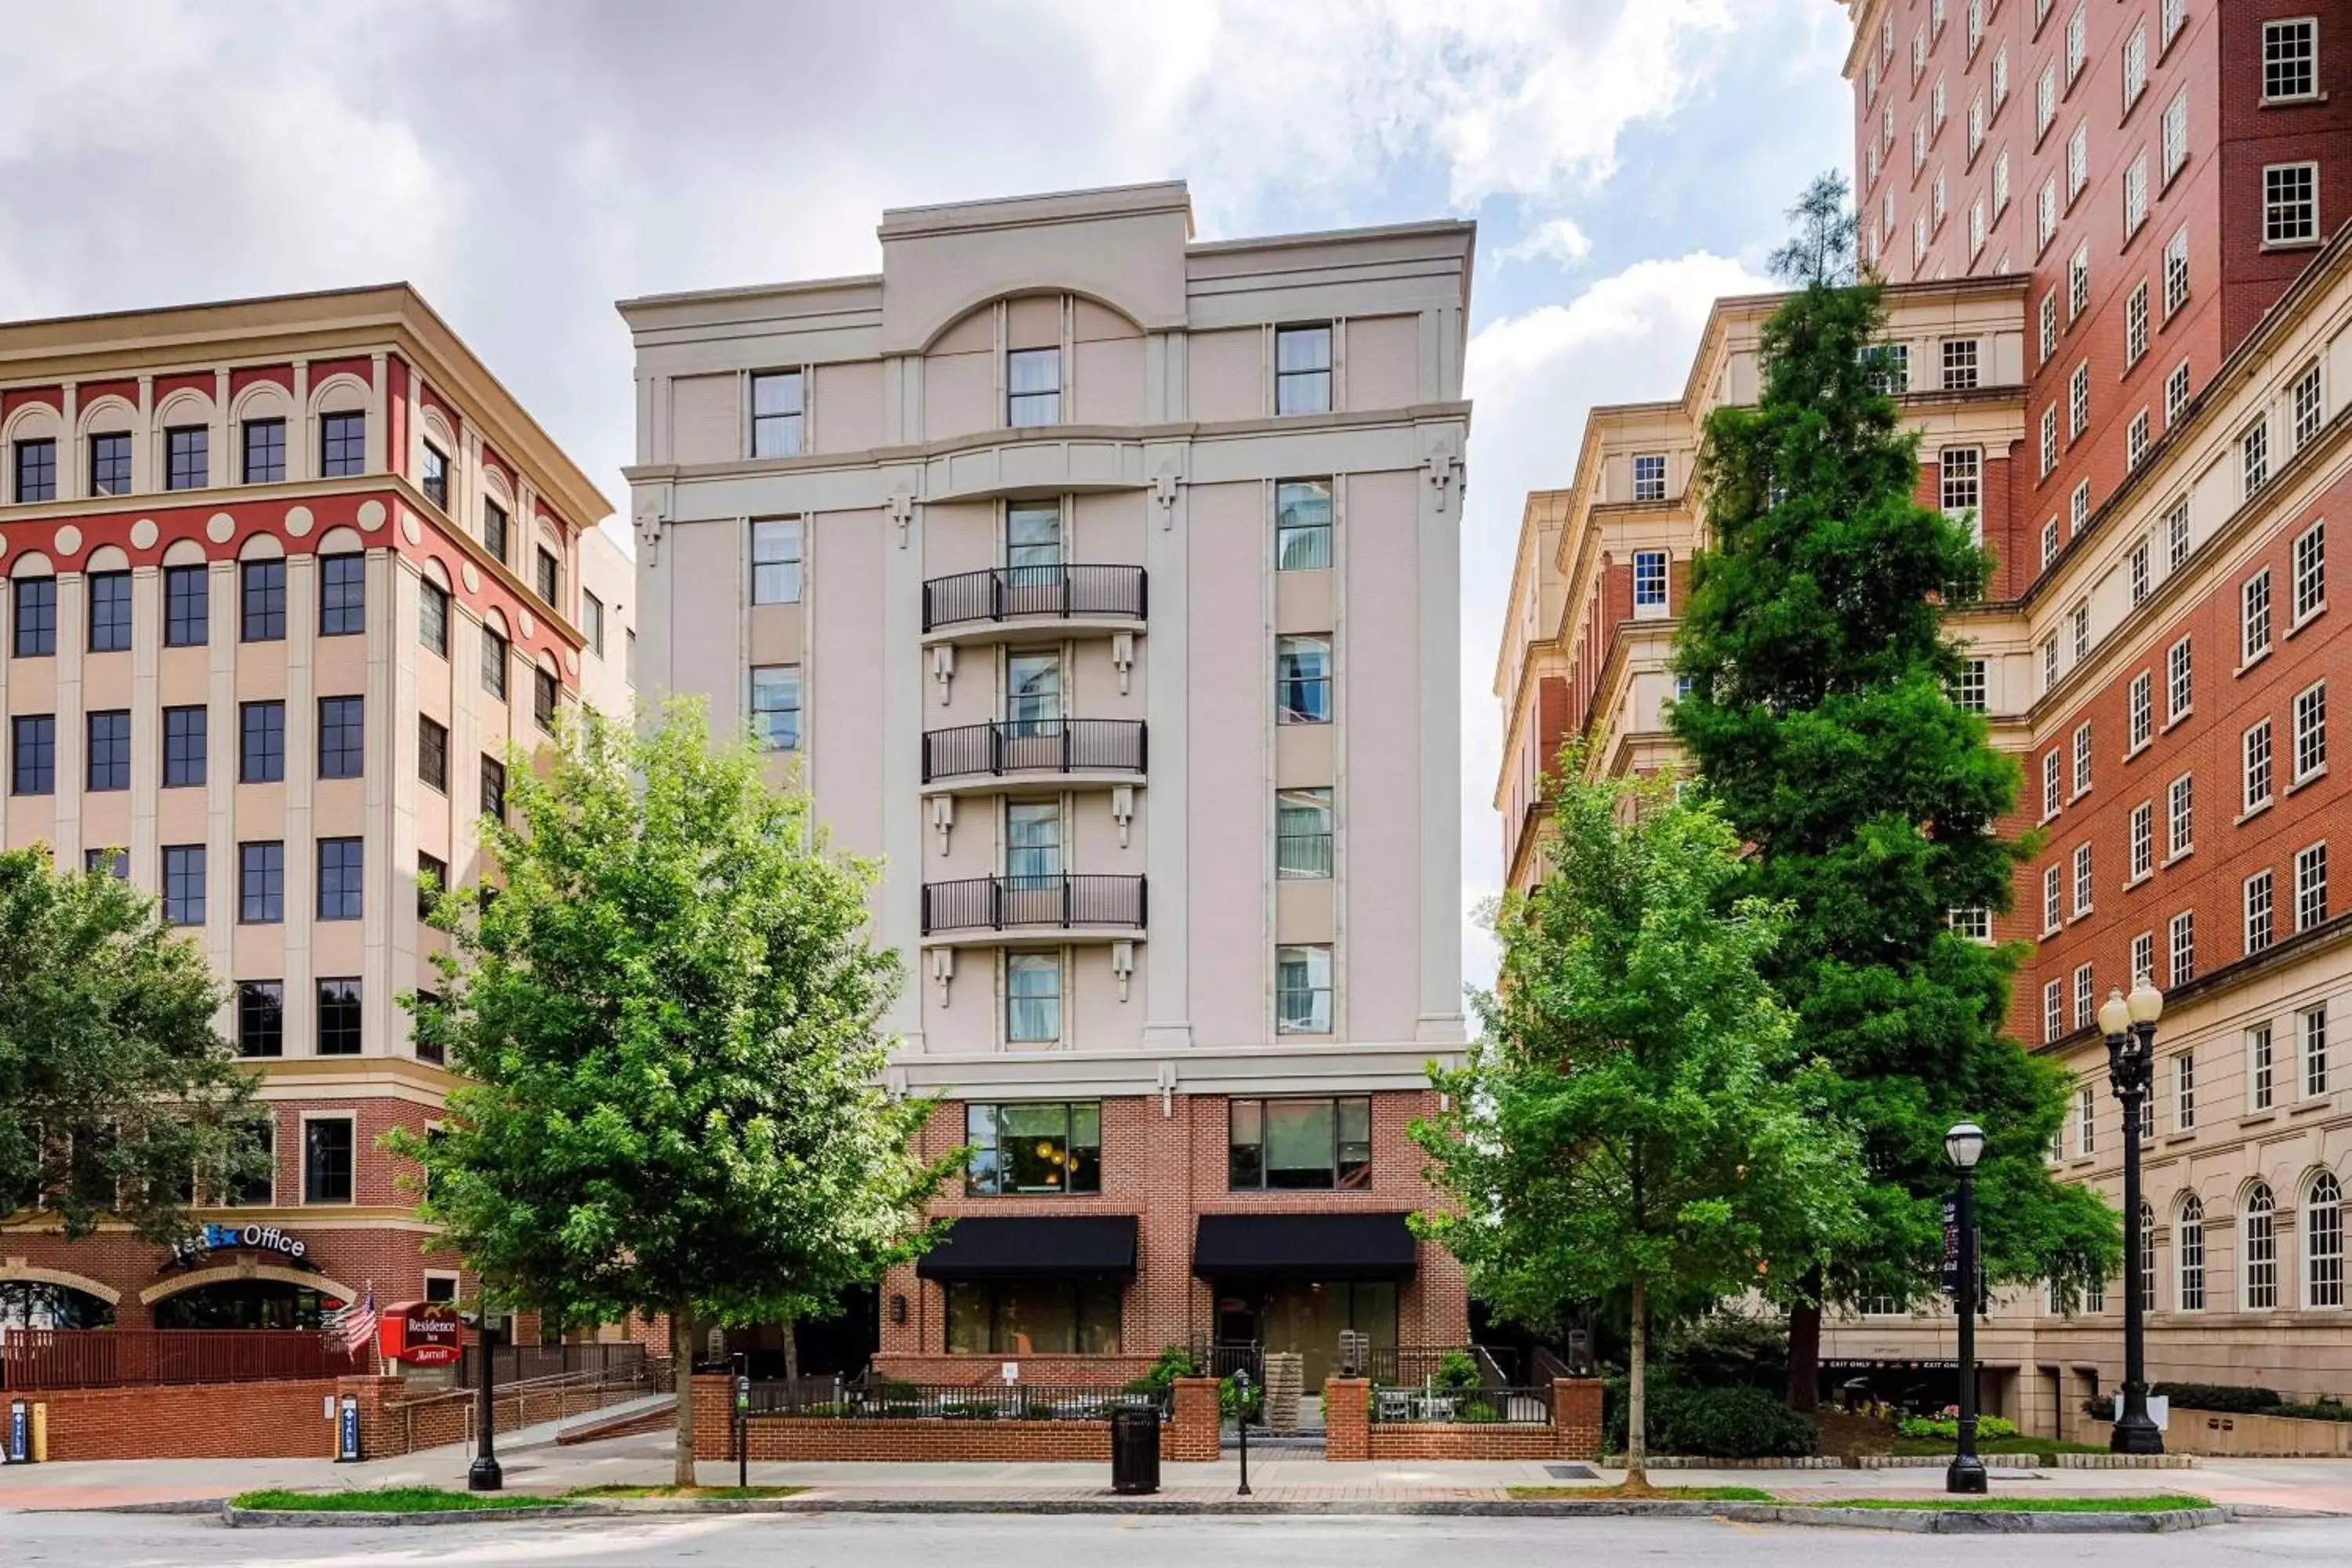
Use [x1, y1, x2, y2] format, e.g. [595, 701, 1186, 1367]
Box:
[1256, 1280, 1397, 1391]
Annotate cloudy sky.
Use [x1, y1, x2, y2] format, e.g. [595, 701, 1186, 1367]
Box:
[0, 0, 1852, 993]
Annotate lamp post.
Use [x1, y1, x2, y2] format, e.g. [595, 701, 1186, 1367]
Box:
[2100, 978, 2167, 1456]
[1944, 1120, 1987, 1496]
[1233, 1367, 1252, 1497]
[467, 1312, 503, 1492]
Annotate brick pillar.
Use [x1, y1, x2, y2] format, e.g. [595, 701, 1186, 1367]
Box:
[336, 1374, 406, 1459]
[1323, 1377, 1370, 1461]
[1553, 1378, 1602, 1460]
[692, 1374, 733, 1461]
[1167, 1377, 1222, 1462]
[510, 1312, 543, 1347]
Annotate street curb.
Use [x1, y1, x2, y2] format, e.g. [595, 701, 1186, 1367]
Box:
[217, 1497, 2234, 1531]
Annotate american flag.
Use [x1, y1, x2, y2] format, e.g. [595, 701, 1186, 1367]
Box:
[327, 1287, 378, 1356]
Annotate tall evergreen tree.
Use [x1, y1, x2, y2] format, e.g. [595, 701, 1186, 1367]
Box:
[1670, 174, 2118, 1406]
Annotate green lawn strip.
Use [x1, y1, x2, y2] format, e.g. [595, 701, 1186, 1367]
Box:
[1804, 1494, 2211, 1513]
[566, 1485, 808, 1500]
[1889, 1436, 2107, 1457]
[1506, 1486, 1775, 1502]
[230, 1486, 560, 1514]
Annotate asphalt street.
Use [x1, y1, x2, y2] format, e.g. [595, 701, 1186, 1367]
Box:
[7, 1512, 2352, 1567]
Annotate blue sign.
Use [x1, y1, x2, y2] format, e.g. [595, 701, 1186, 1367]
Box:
[337, 1396, 361, 1462]
[7, 1399, 28, 1464]
[168, 1222, 311, 1270]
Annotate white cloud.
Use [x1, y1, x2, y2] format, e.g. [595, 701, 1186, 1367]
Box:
[1454, 251, 1773, 994]
[1495, 217, 1593, 268]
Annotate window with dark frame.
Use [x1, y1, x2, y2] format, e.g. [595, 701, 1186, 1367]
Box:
[162, 845, 206, 926]
[239, 701, 285, 784]
[420, 444, 449, 509]
[1275, 325, 1334, 415]
[317, 839, 363, 920]
[165, 564, 209, 645]
[13, 578, 56, 656]
[14, 438, 56, 503]
[240, 559, 286, 641]
[583, 590, 604, 657]
[85, 710, 129, 791]
[238, 841, 285, 924]
[419, 578, 450, 657]
[237, 981, 284, 1058]
[303, 1117, 355, 1203]
[83, 848, 127, 880]
[242, 419, 285, 484]
[1275, 481, 1334, 571]
[1276, 787, 1335, 878]
[227, 1117, 275, 1207]
[318, 695, 365, 780]
[481, 626, 509, 700]
[944, 1279, 1121, 1356]
[89, 431, 131, 496]
[534, 666, 557, 732]
[1276, 943, 1334, 1032]
[413, 993, 445, 1067]
[483, 500, 509, 563]
[1276, 634, 1332, 724]
[316, 979, 362, 1055]
[535, 546, 558, 605]
[319, 412, 365, 477]
[1007, 348, 1061, 427]
[417, 852, 448, 922]
[318, 554, 365, 635]
[964, 1102, 1102, 1195]
[751, 520, 803, 603]
[480, 755, 506, 822]
[1228, 1096, 1371, 1189]
[751, 370, 804, 456]
[162, 706, 206, 788]
[87, 572, 132, 652]
[165, 426, 208, 491]
[11, 715, 55, 795]
[418, 716, 448, 792]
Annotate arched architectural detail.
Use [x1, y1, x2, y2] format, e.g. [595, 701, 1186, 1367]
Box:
[74, 393, 138, 437]
[2174, 1190, 2208, 1311]
[317, 525, 365, 555]
[421, 554, 453, 590]
[2242, 1181, 2280, 1310]
[1, 399, 62, 446]
[238, 531, 285, 561]
[9, 550, 56, 578]
[2307, 1169, 2344, 1309]
[85, 543, 131, 572]
[483, 605, 510, 638]
[137, 1264, 360, 1308]
[152, 387, 216, 432]
[230, 379, 294, 424]
[0, 1262, 123, 1306]
[307, 373, 371, 418]
[916, 287, 1145, 354]
[419, 405, 459, 456]
[162, 538, 209, 567]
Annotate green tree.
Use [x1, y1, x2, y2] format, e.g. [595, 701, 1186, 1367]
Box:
[1669, 175, 2119, 1407]
[391, 702, 953, 1484]
[1, 847, 265, 1241]
[1413, 762, 1864, 1483]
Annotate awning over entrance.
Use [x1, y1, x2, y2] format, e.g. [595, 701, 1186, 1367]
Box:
[914, 1214, 1138, 1280]
[1192, 1213, 1419, 1280]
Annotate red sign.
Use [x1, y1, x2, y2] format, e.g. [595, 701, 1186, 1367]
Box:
[379, 1300, 464, 1366]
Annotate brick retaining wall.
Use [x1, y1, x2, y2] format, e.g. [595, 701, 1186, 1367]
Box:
[29, 1377, 342, 1461]
[1325, 1377, 1603, 1461]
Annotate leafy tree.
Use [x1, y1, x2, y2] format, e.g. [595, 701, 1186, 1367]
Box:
[0, 847, 265, 1241]
[1669, 176, 2119, 1407]
[1414, 763, 1864, 1483]
[392, 702, 954, 1485]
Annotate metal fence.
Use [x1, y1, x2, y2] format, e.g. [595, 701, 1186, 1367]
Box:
[748, 1380, 1167, 1421]
[456, 1341, 647, 1388]
[1187, 1337, 1262, 1382]
[922, 565, 1148, 632]
[1369, 1384, 1555, 1425]
[923, 720, 1147, 782]
[0, 1329, 364, 1390]
[921, 873, 1147, 935]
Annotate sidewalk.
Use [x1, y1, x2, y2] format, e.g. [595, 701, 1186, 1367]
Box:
[5, 1425, 2350, 1515]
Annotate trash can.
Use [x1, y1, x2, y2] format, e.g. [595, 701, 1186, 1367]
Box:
[1109, 1403, 1162, 1494]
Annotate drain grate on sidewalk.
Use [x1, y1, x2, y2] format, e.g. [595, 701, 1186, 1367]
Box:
[1542, 1465, 1599, 1480]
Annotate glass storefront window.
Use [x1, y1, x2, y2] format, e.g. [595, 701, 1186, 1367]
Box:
[965, 1102, 1102, 1195]
[943, 1278, 1121, 1354]
[1229, 1096, 1372, 1189]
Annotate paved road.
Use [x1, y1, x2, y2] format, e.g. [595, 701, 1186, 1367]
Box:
[7, 1512, 2352, 1567]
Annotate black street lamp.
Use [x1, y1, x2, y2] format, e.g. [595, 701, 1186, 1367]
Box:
[468, 1313, 503, 1492]
[1943, 1120, 1987, 1496]
[2100, 978, 2167, 1457]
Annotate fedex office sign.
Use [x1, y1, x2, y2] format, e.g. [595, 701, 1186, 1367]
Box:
[168, 1222, 309, 1268]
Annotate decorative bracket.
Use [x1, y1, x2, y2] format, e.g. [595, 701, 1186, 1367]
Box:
[1424, 445, 1463, 514]
[1154, 1058, 1177, 1117]
[1153, 463, 1183, 530]
[1111, 784, 1135, 849]
[1111, 632, 1135, 696]
[930, 948, 955, 1007]
[632, 496, 671, 565]
[887, 486, 916, 548]
[1112, 941, 1137, 1004]
[932, 794, 955, 856]
[932, 644, 956, 705]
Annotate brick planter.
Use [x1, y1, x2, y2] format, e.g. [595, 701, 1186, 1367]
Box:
[1327, 1377, 1602, 1461]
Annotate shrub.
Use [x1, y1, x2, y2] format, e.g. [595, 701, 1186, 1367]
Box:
[1653, 1308, 1790, 1392]
[2276, 1399, 2352, 1423]
[1897, 1415, 2019, 1441]
[1608, 1384, 1816, 1458]
[940, 1400, 1000, 1421]
[1435, 1350, 1483, 1395]
[2151, 1382, 2283, 1414]
[1219, 1375, 1264, 1422]
[1457, 1399, 1501, 1424]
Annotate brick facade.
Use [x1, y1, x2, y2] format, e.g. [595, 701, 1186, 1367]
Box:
[25, 1377, 343, 1461]
[1322, 1377, 1602, 1461]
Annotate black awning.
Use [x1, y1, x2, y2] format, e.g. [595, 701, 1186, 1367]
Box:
[1192, 1212, 1419, 1281]
[915, 1214, 1138, 1280]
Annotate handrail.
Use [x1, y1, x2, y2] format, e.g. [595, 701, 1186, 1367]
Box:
[922, 719, 1146, 782]
[922, 564, 1147, 632]
[920, 873, 1146, 935]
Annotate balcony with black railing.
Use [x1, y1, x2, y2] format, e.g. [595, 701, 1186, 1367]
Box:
[921, 873, 1147, 938]
[923, 719, 1146, 785]
[922, 564, 1146, 636]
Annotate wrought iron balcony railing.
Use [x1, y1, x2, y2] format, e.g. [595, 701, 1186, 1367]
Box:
[923, 719, 1146, 783]
[922, 564, 1146, 633]
[920, 874, 1147, 935]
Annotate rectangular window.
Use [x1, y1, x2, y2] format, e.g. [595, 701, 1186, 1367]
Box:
[2040, 406, 2059, 478]
[319, 412, 365, 477]
[1229, 1095, 1370, 1189]
[2297, 842, 2329, 931]
[2130, 671, 2153, 750]
[10, 714, 54, 795]
[2165, 361, 2193, 429]
[2038, 290, 2058, 363]
[583, 590, 604, 657]
[162, 845, 205, 926]
[1277, 787, 1335, 880]
[1275, 325, 1333, 416]
[237, 981, 284, 1058]
[964, 1102, 1101, 1196]
[13, 578, 56, 656]
[1632, 549, 1669, 613]
[2263, 18, 2318, 101]
[89, 431, 130, 496]
[1994, 148, 2011, 215]
[2042, 749, 2063, 818]
[240, 560, 285, 642]
[419, 444, 448, 509]
[86, 571, 132, 652]
[1004, 952, 1062, 1045]
[1276, 480, 1333, 571]
[1276, 634, 1331, 724]
[2245, 569, 2274, 662]
[481, 626, 508, 701]
[2132, 931, 2154, 987]
[483, 500, 508, 564]
[2042, 631, 2060, 690]
[2294, 521, 2325, 622]
[1955, 659, 1987, 712]
[2066, 0, 2087, 77]
[2161, 0, 2186, 48]
[242, 419, 285, 485]
[2037, 61, 2056, 139]
[2123, 152, 2147, 238]
[943, 1279, 1122, 1356]
[2074, 963, 2096, 1029]
[750, 518, 804, 604]
[2169, 909, 2196, 984]
[1277, 944, 1334, 1034]
[2078, 1085, 2095, 1155]
[165, 563, 209, 646]
[535, 546, 558, 606]
[2125, 281, 2149, 368]
[2128, 411, 2151, 470]
[1007, 347, 1061, 427]
[1631, 452, 1668, 503]
[419, 579, 449, 658]
[2129, 534, 2151, 603]
[312, 554, 365, 636]
[317, 838, 363, 921]
[2069, 361, 2091, 439]
[2176, 1051, 2197, 1132]
[2245, 718, 2275, 811]
[83, 710, 128, 792]
[14, 437, 56, 503]
[1949, 906, 1992, 942]
[418, 852, 447, 923]
[2122, 22, 2148, 108]
[239, 701, 285, 784]
[165, 426, 207, 492]
[2159, 92, 2190, 193]
[2043, 979, 2065, 1042]
[238, 841, 284, 924]
[2295, 681, 2328, 781]
[2252, 1022, 2278, 1111]
[316, 978, 361, 1056]
[750, 370, 804, 457]
[2073, 841, 2095, 916]
[2131, 801, 2154, 879]
[533, 667, 557, 733]
[2169, 772, 2194, 858]
[2303, 1006, 2330, 1099]
[303, 1117, 354, 1203]
[2073, 721, 2093, 795]
[2067, 124, 2089, 203]
[2073, 488, 2092, 546]
[2042, 863, 2063, 931]
[2163, 227, 2190, 316]
[1007, 499, 1062, 570]
[2247, 868, 2277, 955]
[480, 756, 506, 822]
[1940, 446, 1980, 523]
[162, 706, 205, 788]
[2037, 176, 2057, 250]
[417, 716, 448, 792]
[750, 664, 801, 751]
[318, 695, 364, 780]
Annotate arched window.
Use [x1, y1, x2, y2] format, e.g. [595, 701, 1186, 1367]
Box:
[0, 1280, 115, 1330]
[2244, 1183, 2278, 1309]
[2308, 1172, 2344, 1309]
[2139, 1200, 2157, 1310]
[2176, 1195, 2205, 1311]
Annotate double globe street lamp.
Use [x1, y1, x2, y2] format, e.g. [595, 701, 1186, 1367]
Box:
[2100, 978, 2167, 1457]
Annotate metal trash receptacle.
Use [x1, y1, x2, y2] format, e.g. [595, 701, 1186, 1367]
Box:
[1109, 1403, 1162, 1494]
